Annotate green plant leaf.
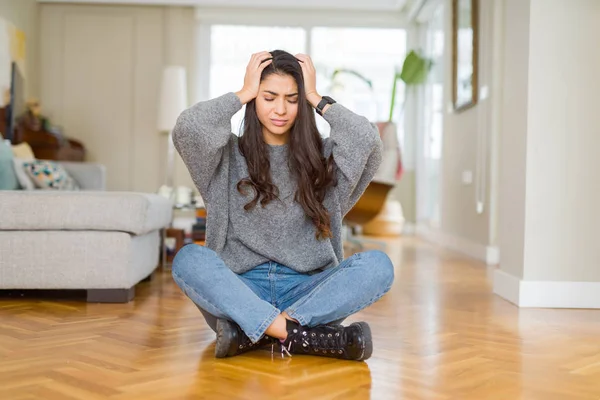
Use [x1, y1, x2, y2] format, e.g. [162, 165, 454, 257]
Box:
[400, 50, 433, 85]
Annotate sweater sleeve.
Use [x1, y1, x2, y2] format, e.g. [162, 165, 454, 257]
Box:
[172, 92, 242, 200]
[323, 103, 383, 216]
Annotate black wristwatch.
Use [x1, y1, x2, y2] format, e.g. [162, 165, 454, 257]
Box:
[315, 96, 336, 116]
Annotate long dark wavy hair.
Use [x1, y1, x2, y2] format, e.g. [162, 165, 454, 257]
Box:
[237, 50, 337, 240]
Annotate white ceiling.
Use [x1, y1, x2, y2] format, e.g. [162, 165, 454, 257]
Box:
[38, 0, 411, 12]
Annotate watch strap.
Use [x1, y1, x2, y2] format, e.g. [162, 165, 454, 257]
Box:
[316, 96, 336, 116]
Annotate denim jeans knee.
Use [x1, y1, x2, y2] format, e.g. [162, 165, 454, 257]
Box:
[360, 250, 395, 291]
[172, 243, 213, 278]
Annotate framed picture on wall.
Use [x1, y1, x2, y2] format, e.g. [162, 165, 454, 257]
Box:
[452, 0, 479, 111]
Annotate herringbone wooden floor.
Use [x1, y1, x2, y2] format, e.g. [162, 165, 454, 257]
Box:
[1, 238, 600, 400]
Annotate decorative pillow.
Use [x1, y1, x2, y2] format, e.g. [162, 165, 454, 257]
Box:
[21, 160, 80, 190]
[12, 158, 36, 190]
[0, 139, 19, 190]
[11, 142, 35, 160]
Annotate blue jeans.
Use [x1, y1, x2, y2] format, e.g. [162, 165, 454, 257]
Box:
[171, 244, 394, 343]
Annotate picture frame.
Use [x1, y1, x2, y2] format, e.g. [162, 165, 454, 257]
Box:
[452, 0, 479, 111]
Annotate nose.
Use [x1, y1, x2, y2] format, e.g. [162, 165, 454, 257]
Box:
[274, 98, 286, 116]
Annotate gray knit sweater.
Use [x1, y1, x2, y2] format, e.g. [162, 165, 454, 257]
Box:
[173, 92, 382, 274]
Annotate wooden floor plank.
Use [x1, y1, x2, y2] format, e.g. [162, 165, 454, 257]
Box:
[1, 237, 599, 399]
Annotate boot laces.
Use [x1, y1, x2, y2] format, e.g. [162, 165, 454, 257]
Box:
[274, 328, 344, 358]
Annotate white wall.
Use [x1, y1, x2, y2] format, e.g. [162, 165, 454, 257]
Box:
[493, 0, 600, 309]
[39, 3, 196, 192]
[497, 0, 530, 279]
[421, 0, 495, 253]
[523, 0, 600, 282]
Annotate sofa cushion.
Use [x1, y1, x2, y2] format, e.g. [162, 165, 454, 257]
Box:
[0, 230, 160, 289]
[0, 191, 173, 235]
[11, 142, 35, 159]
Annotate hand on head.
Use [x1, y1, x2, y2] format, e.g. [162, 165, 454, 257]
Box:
[294, 54, 318, 101]
[235, 51, 322, 107]
[235, 52, 273, 105]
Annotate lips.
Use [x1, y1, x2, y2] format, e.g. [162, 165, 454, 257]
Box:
[270, 119, 288, 127]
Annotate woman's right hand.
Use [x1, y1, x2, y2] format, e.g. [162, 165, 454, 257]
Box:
[235, 52, 273, 105]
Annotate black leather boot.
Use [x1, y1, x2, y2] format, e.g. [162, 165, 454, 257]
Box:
[281, 320, 373, 361]
[215, 319, 275, 358]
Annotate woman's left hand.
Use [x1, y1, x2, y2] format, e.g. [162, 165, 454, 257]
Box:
[295, 54, 320, 107]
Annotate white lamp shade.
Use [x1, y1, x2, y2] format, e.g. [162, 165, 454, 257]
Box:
[157, 66, 188, 132]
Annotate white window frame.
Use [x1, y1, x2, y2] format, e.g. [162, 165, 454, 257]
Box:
[414, 0, 445, 226]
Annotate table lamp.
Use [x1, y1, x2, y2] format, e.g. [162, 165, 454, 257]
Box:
[157, 66, 187, 192]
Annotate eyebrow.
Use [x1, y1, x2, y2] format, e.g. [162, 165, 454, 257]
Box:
[263, 90, 298, 97]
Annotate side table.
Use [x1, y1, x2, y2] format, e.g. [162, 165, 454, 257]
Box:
[160, 204, 206, 269]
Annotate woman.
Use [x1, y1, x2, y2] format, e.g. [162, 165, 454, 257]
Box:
[171, 50, 394, 362]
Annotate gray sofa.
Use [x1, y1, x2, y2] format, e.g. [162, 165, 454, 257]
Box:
[0, 162, 173, 302]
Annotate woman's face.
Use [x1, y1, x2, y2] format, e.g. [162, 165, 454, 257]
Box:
[255, 73, 299, 144]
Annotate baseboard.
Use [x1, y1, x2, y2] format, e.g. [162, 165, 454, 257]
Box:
[493, 269, 600, 309]
[492, 269, 521, 305]
[417, 224, 497, 264]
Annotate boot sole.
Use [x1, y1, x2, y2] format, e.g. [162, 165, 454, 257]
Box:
[351, 322, 373, 361]
[215, 319, 234, 358]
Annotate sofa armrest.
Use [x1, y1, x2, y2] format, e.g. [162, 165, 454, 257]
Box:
[59, 161, 106, 190]
[0, 191, 172, 234]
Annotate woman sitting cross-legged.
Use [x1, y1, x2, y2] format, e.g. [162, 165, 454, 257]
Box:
[171, 50, 394, 361]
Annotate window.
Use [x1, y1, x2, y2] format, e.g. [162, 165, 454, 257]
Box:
[207, 24, 406, 139]
[310, 27, 407, 137]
